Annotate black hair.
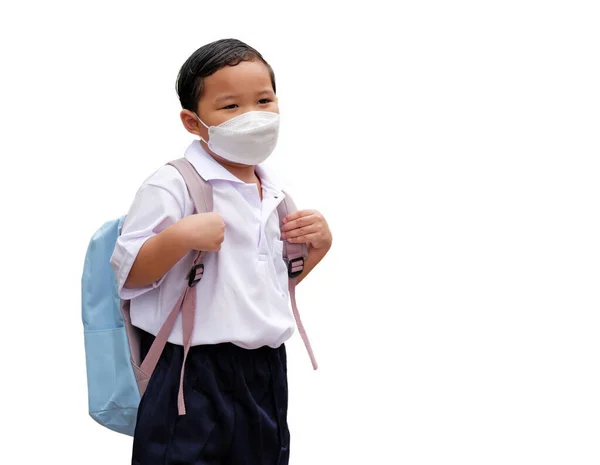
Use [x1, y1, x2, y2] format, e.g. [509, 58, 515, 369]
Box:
[176, 38, 276, 112]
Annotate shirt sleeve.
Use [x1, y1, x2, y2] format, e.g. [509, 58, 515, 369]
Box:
[110, 171, 187, 300]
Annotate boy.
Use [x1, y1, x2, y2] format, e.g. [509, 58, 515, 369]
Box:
[110, 38, 332, 465]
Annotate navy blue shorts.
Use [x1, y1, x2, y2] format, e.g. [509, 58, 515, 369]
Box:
[132, 331, 290, 465]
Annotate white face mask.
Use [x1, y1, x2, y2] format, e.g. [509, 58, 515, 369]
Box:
[196, 111, 280, 165]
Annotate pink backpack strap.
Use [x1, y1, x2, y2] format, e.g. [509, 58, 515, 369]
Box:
[277, 192, 318, 370]
[137, 158, 213, 416]
[169, 158, 214, 214]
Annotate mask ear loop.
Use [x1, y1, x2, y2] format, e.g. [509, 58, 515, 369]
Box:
[194, 113, 210, 144]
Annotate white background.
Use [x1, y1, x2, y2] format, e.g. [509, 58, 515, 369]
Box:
[1, 1, 599, 464]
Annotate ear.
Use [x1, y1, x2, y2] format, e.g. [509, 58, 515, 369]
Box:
[180, 110, 207, 139]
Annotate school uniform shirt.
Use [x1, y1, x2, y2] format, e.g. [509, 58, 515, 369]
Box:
[110, 140, 295, 349]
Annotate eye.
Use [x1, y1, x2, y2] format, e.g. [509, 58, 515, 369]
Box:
[222, 104, 238, 110]
[258, 99, 272, 105]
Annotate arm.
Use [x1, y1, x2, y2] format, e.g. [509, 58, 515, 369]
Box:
[125, 213, 225, 289]
[124, 221, 191, 288]
[281, 209, 333, 285]
[296, 244, 331, 285]
[110, 177, 225, 296]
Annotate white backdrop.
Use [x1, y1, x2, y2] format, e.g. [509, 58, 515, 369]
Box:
[1, 1, 599, 464]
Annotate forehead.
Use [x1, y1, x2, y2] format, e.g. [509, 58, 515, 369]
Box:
[202, 60, 273, 98]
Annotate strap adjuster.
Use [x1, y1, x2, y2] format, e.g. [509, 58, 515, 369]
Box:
[187, 264, 204, 287]
[287, 257, 305, 278]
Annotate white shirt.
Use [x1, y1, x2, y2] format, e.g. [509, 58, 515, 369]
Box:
[110, 141, 295, 348]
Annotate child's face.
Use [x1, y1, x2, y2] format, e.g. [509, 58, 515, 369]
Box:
[181, 60, 278, 141]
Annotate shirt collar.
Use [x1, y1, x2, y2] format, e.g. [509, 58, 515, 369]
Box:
[255, 164, 283, 196]
[183, 140, 284, 195]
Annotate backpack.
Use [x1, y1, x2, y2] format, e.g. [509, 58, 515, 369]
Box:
[81, 158, 317, 436]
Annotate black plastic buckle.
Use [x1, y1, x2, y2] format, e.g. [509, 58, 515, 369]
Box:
[287, 257, 305, 278]
[187, 264, 204, 287]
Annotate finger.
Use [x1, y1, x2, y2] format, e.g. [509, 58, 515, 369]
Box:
[282, 223, 319, 239]
[287, 232, 319, 244]
[283, 209, 316, 224]
[281, 213, 318, 232]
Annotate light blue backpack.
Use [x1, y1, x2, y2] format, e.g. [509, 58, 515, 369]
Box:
[81, 158, 316, 436]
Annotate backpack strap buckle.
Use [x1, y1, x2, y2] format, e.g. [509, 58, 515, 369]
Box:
[187, 264, 204, 287]
[287, 257, 305, 278]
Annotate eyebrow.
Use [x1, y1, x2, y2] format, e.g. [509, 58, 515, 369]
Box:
[214, 89, 275, 104]
[214, 94, 239, 103]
